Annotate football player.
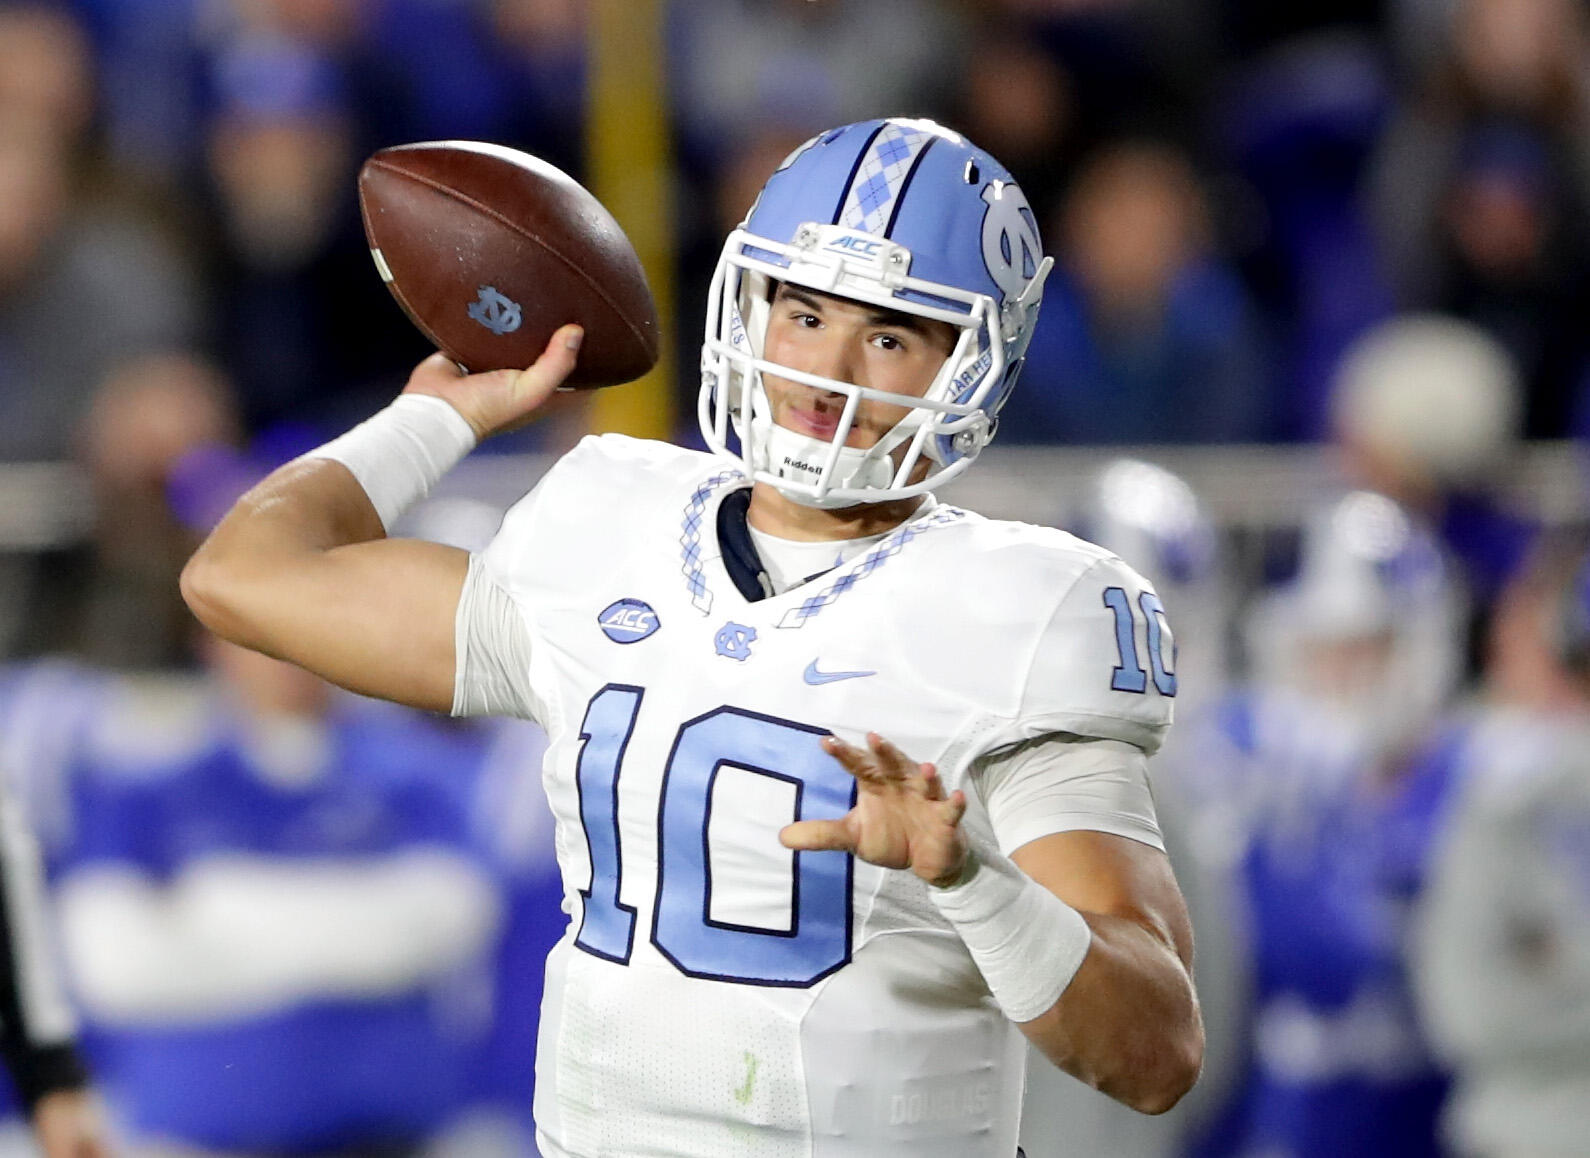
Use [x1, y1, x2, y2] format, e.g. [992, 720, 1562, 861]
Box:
[182, 118, 1202, 1157]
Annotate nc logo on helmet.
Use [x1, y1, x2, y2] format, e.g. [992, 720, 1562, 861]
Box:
[980, 183, 1042, 305]
[598, 598, 660, 643]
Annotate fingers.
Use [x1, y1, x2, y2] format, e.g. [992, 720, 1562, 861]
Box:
[942, 786, 968, 828]
[822, 732, 903, 779]
[519, 324, 584, 394]
[404, 350, 467, 393]
[422, 351, 465, 377]
[918, 762, 952, 805]
[780, 817, 854, 853]
[822, 733, 943, 797]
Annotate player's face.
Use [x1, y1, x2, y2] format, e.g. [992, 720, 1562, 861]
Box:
[760, 284, 958, 450]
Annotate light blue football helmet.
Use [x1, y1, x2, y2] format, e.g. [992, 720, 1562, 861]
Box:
[699, 118, 1053, 508]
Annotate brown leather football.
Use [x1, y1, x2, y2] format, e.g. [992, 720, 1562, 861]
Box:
[358, 141, 660, 388]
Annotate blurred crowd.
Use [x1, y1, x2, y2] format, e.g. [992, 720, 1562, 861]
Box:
[2, 0, 1590, 1156]
[4, 0, 1590, 461]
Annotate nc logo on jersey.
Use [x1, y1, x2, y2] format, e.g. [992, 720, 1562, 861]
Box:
[468, 286, 522, 336]
[598, 598, 660, 644]
[714, 621, 757, 662]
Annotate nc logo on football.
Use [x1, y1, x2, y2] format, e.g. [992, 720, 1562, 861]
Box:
[469, 286, 522, 336]
[598, 598, 660, 644]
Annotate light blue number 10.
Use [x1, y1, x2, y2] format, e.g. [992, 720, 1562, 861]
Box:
[1103, 587, 1176, 697]
[573, 686, 857, 987]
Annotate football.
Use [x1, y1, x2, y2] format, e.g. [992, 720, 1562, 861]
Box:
[357, 140, 661, 388]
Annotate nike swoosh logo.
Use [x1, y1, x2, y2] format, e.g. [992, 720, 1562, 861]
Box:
[803, 661, 876, 685]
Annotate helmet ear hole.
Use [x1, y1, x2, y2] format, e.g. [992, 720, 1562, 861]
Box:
[989, 358, 1024, 417]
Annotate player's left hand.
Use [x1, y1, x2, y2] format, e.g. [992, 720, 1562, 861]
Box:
[781, 733, 969, 888]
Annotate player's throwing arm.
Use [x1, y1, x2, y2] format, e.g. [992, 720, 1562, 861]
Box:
[185, 143, 653, 710]
[180, 332, 582, 712]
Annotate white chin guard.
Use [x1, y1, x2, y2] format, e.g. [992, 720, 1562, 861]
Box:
[758, 420, 900, 510]
[699, 221, 1047, 509]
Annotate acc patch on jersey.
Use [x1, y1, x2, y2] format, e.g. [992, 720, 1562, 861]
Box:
[598, 598, 661, 643]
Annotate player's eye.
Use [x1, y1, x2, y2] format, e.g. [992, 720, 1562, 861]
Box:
[872, 332, 907, 352]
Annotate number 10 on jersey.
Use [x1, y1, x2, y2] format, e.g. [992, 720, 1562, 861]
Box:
[1104, 587, 1176, 697]
[572, 685, 858, 987]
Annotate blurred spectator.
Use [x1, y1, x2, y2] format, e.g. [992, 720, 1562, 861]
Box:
[199, 32, 432, 438]
[1334, 316, 1522, 517]
[1218, 0, 1388, 60]
[1178, 490, 1465, 1158]
[72, 0, 205, 190]
[6, 352, 236, 667]
[669, 0, 965, 168]
[951, 29, 1079, 224]
[1369, 0, 1590, 437]
[1332, 314, 1539, 671]
[1212, 31, 1395, 440]
[981, 0, 1224, 149]
[0, 3, 200, 464]
[0, 712, 110, 1158]
[1432, 122, 1590, 437]
[1414, 538, 1590, 1158]
[61, 353, 240, 668]
[1001, 140, 1271, 444]
[0, 428, 539, 1156]
[0, 635, 505, 1157]
[477, 0, 587, 175]
[0, 3, 95, 142]
[0, 2, 206, 667]
[460, 717, 564, 1155]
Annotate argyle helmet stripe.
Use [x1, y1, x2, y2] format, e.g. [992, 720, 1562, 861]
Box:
[837, 123, 936, 236]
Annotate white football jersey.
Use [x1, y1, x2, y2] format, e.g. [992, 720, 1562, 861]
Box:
[470, 435, 1175, 1158]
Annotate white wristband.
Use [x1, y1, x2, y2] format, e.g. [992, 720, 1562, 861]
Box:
[929, 847, 1093, 1023]
[303, 394, 478, 531]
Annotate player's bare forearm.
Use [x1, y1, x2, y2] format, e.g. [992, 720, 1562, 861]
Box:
[180, 459, 467, 712]
[182, 327, 582, 711]
[1012, 832, 1203, 1114]
[783, 736, 1202, 1112]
